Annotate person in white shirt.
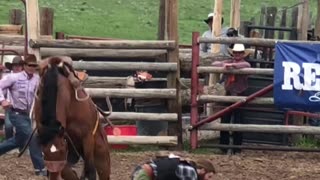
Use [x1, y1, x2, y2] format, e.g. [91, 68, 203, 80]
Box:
[200, 13, 230, 55]
[3, 56, 24, 140]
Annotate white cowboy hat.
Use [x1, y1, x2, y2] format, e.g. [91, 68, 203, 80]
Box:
[204, 13, 224, 24]
[227, 43, 252, 57]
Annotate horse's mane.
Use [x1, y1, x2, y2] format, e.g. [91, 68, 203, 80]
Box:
[38, 58, 64, 145]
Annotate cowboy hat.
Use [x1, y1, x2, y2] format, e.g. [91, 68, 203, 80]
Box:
[24, 54, 38, 66]
[5, 56, 24, 70]
[204, 13, 224, 24]
[227, 43, 253, 58]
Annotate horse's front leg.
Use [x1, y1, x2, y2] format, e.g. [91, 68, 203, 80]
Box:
[81, 135, 96, 180]
[61, 164, 80, 180]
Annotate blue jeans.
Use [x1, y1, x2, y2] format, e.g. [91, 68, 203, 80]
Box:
[0, 111, 45, 171]
[4, 110, 14, 140]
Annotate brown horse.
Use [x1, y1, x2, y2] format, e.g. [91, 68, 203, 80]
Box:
[33, 56, 111, 180]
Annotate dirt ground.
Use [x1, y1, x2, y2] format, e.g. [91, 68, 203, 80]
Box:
[0, 150, 320, 180]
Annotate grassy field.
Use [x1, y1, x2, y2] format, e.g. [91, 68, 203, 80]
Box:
[0, 0, 317, 44]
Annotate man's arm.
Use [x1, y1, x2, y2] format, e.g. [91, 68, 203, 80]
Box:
[0, 75, 15, 103]
[212, 60, 233, 67]
[231, 61, 251, 69]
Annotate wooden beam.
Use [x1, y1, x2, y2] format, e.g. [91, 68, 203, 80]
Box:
[265, 7, 277, 39]
[107, 136, 177, 146]
[230, 0, 241, 29]
[158, 0, 168, 40]
[199, 37, 320, 47]
[208, 0, 223, 117]
[198, 95, 274, 105]
[258, 5, 266, 37]
[166, 0, 181, 148]
[9, 9, 23, 25]
[197, 67, 274, 75]
[0, 25, 23, 34]
[0, 35, 52, 43]
[211, 0, 223, 54]
[297, 0, 309, 40]
[290, 7, 299, 40]
[2, 45, 167, 57]
[278, 7, 287, 39]
[202, 124, 320, 134]
[73, 61, 177, 72]
[86, 88, 176, 98]
[82, 76, 203, 89]
[29, 39, 176, 50]
[315, 0, 320, 39]
[26, 0, 41, 60]
[40, 7, 54, 36]
[108, 112, 177, 121]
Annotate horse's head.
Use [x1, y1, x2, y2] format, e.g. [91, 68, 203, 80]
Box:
[42, 128, 68, 173]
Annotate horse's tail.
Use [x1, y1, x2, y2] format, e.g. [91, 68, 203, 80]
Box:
[38, 62, 63, 145]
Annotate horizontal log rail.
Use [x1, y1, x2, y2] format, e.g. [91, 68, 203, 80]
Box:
[73, 61, 177, 71]
[29, 39, 176, 50]
[198, 37, 320, 47]
[202, 124, 320, 134]
[247, 25, 313, 32]
[200, 144, 320, 152]
[86, 88, 176, 98]
[1, 45, 167, 57]
[198, 95, 274, 105]
[0, 25, 23, 34]
[197, 67, 274, 75]
[107, 112, 177, 121]
[84, 76, 197, 88]
[107, 136, 177, 146]
[0, 35, 52, 46]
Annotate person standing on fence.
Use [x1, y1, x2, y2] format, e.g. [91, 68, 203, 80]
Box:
[3, 56, 24, 141]
[200, 12, 229, 55]
[0, 54, 46, 176]
[131, 152, 216, 180]
[211, 43, 251, 154]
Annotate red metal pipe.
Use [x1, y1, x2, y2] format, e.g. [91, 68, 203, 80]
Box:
[191, 84, 274, 130]
[190, 32, 200, 150]
[0, 49, 21, 56]
[285, 110, 320, 125]
[285, 111, 290, 125]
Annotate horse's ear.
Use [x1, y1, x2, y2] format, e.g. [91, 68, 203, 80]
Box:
[58, 126, 65, 137]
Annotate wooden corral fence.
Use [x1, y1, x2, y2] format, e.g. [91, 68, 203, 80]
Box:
[240, 1, 313, 64]
[189, 33, 320, 150]
[17, 0, 186, 148]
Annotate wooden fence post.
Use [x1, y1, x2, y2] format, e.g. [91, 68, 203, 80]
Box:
[278, 7, 287, 39]
[239, 21, 251, 37]
[40, 7, 54, 36]
[166, 0, 182, 149]
[297, 0, 309, 40]
[158, 0, 168, 40]
[290, 7, 299, 40]
[26, 0, 41, 60]
[265, 6, 277, 39]
[230, 0, 241, 29]
[316, 0, 320, 40]
[207, 0, 223, 116]
[9, 9, 23, 25]
[259, 5, 266, 37]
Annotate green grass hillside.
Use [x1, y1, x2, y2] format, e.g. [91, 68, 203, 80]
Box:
[0, 0, 317, 43]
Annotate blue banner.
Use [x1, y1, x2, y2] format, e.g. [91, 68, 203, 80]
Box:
[274, 42, 320, 111]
